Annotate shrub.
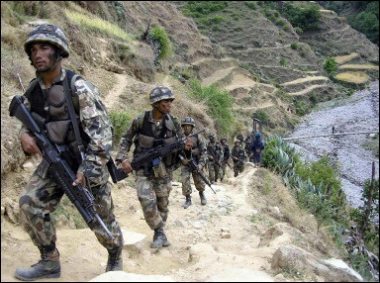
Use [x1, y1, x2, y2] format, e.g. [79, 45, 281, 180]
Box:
[109, 110, 132, 146]
[187, 79, 234, 134]
[291, 42, 298, 50]
[149, 26, 172, 61]
[280, 58, 288, 67]
[324, 58, 338, 75]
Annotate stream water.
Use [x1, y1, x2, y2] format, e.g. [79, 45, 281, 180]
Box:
[286, 81, 379, 209]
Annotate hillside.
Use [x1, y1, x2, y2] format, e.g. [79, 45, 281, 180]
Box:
[1, 1, 379, 282]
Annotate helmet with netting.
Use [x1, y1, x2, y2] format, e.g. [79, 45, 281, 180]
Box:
[24, 24, 69, 58]
[149, 86, 175, 105]
[181, 117, 195, 127]
[208, 132, 216, 138]
[220, 136, 227, 141]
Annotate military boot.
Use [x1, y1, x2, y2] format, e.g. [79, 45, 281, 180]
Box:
[199, 191, 207, 205]
[150, 227, 171, 248]
[106, 248, 123, 272]
[183, 195, 192, 209]
[14, 244, 60, 281]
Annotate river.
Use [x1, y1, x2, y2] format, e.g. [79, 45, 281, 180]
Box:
[285, 81, 379, 209]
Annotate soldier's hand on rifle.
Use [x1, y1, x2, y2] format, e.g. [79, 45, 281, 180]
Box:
[72, 172, 86, 187]
[198, 165, 203, 171]
[184, 137, 193, 150]
[121, 159, 133, 174]
[181, 158, 189, 165]
[21, 132, 42, 157]
[209, 155, 214, 161]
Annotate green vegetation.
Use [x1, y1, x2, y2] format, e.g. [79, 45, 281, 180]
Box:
[261, 136, 349, 230]
[187, 79, 234, 134]
[182, 1, 229, 18]
[325, 1, 379, 46]
[324, 58, 338, 75]
[109, 110, 132, 146]
[149, 26, 172, 61]
[65, 9, 133, 41]
[261, 135, 378, 281]
[291, 42, 298, 50]
[263, 1, 320, 31]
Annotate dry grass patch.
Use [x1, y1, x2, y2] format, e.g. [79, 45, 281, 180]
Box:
[334, 71, 370, 84]
[333, 53, 358, 64]
[338, 64, 379, 70]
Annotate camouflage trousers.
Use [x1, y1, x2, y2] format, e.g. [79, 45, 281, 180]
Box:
[208, 161, 221, 183]
[19, 170, 124, 253]
[233, 162, 245, 177]
[180, 164, 205, 196]
[220, 162, 228, 181]
[135, 169, 173, 230]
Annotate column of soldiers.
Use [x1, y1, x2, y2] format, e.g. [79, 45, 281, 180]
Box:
[11, 23, 264, 281]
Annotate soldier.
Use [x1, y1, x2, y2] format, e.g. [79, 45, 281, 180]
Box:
[206, 132, 224, 183]
[245, 134, 253, 162]
[179, 117, 208, 209]
[116, 86, 193, 248]
[14, 24, 124, 281]
[251, 132, 265, 167]
[219, 136, 230, 182]
[231, 140, 247, 177]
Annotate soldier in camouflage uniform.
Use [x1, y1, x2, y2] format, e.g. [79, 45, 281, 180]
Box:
[231, 140, 247, 177]
[206, 132, 224, 183]
[179, 117, 208, 209]
[116, 86, 193, 248]
[219, 136, 230, 182]
[14, 24, 124, 281]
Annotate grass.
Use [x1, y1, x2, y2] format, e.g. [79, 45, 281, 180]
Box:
[64, 9, 133, 41]
[334, 71, 370, 84]
[333, 53, 359, 64]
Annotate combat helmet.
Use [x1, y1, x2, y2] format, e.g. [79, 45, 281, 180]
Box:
[149, 86, 175, 105]
[24, 24, 69, 58]
[255, 133, 261, 139]
[220, 136, 227, 141]
[181, 117, 195, 127]
[208, 132, 216, 138]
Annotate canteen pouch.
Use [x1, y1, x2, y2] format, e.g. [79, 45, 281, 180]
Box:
[152, 157, 168, 178]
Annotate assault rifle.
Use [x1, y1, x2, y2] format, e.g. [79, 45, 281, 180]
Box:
[207, 145, 222, 167]
[9, 95, 115, 239]
[179, 155, 216, 194]
[128, 129, 206, 174]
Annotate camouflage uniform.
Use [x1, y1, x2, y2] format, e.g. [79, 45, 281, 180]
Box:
[206, 135, 224, 183]
[219, 137, 230, 182]
[180, 133, 207, 196]
[14, 23, 123, 281]
[17, 69, 123, 275]
[231, 142, 247, 177]
[116, 110, 182, 230]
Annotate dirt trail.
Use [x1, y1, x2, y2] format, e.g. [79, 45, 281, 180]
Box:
[1, 160, 283, 282]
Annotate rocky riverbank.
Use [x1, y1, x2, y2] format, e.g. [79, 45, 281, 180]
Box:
[287, 81, 379, 209]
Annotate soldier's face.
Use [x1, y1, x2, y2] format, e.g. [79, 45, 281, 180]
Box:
[30, 42, 58, 73]
[182, 125, 193, 135]
[155, 99, 173, 114]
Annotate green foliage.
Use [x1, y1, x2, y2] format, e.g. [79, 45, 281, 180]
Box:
[109, 110, 132, 146]
[290, 42, 298, 50]
[350, 178, 379, 243]
[323, 58, 338, 75]
[280, 58, 288, 67]
[182, 1, 229, 18]
[276, 19, 285, 26]
[256, 110, 268, 122]
[347, 1, 379, 45]
[263, 1, 320, 31]
[149, 26, 172, 60]
[244, 2, 257, 10]
[295, 27, 303, 34]
[187, 79, 234, 134]
[262, 136, 349, 233]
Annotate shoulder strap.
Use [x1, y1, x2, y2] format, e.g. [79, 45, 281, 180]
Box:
[24, 79, 39, 99]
